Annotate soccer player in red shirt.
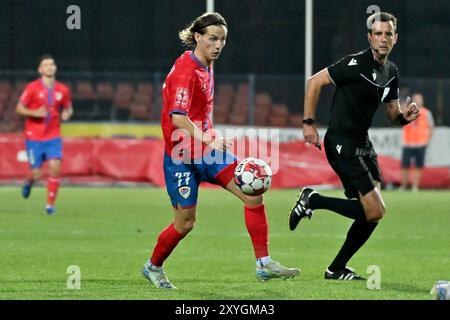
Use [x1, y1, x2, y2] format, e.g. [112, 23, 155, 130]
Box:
[16, 55, 73, 215]
[142, 13, 299, 289]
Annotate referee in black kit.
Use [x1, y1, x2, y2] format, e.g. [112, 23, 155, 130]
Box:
[288, 12, 420, 280]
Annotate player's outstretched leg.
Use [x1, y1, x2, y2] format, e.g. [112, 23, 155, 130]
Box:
[244, 204, 300, 281]
[225, 179, 300, 281]
[288, 187, 317, 231]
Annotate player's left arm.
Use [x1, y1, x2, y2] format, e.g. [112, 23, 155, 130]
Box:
[385, 97, 420, 125]
[61, 103, 73, 121]
[61, 86, 73, 121]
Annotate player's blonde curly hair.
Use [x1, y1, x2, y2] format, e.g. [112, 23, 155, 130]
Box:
[179, 12, 228, 48]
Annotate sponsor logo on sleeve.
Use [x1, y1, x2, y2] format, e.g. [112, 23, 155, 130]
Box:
[175, 87, 190, 108]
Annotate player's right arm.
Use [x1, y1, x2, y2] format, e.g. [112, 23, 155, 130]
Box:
[303, 68, 332, 147]
[15, 85, 47, 118]
[172, 114, 230, 152]
[15, 103, 47, 118]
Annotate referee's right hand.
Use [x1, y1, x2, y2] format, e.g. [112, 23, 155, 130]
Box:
[303, 125, 320, 150]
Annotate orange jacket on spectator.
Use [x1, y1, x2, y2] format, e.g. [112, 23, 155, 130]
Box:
[403, 106, 434, 147]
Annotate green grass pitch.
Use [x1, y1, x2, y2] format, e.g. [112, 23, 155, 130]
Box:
[0, 186, 449, 300]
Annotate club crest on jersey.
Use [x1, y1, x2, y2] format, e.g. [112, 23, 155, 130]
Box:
[175, 87, 189, 108]
[55, 92, 63, 101]
[179, 186, 191, 199]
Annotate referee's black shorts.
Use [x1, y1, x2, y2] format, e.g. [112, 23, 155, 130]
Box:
[324, 129, 382, 199]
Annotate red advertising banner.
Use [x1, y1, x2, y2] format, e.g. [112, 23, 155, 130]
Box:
[0, 134, 448, 188]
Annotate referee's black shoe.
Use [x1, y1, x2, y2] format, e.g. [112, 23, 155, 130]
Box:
[324, 267, 365, 281]
[288, 187, 317, 231]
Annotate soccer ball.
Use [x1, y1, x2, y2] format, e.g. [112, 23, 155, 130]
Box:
[234, 157, 272, 196]
[430, 280, 450, 300]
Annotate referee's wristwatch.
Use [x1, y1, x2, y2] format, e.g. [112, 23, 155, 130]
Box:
[302, 118, 315, 125]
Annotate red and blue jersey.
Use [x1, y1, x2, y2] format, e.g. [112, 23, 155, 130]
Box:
[161, 51, 214, 156]
[19, 78, 72, 141]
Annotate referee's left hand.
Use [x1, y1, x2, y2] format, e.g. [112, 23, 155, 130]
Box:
[404, 96, 420, 122]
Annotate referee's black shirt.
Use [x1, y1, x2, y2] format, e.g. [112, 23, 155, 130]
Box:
[327, 48, 399, 139]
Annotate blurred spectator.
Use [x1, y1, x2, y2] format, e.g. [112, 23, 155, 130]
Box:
[400, 93, 435, 191]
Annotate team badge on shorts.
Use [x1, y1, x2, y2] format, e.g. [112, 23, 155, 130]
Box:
[179, 186, 191, 199]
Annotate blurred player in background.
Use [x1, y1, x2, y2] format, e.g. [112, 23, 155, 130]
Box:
[16, 55, 73, 215]
[288, 12, 420, 280]
[142, 12, 299, 289]
[400, 93, 434, 191]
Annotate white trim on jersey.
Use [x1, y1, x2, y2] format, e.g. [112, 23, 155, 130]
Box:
[360, 73, 396, 88]
[327, 68, 336, 86]
[359, 73, 395, 89]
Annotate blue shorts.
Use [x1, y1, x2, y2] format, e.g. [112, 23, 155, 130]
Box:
[164, 149, 238, 208]
[25, 138, 63, 169]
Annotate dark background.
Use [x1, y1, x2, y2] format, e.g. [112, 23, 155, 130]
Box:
[1, 0, 449, 77]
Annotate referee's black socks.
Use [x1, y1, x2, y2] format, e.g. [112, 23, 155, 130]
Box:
[328, 219, 378, 272]
[308, 193, 379, 272]
[309, 193, 366, 221]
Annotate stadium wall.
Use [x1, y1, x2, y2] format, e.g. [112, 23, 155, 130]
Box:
[60, 124, 450, 167]
[217, 125, 450, 167]
[1, 129, 449, 188]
